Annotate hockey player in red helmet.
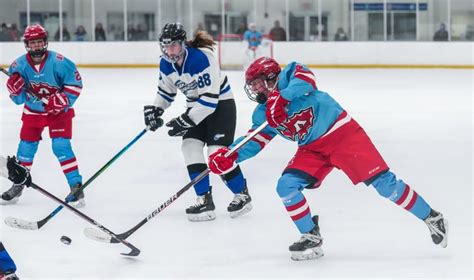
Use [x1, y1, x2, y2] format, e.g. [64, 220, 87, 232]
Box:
[2, 24, 85, 207]
[208, 57, 448, 261]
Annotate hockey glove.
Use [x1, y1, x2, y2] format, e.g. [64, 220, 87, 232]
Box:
[6, 72, 25, 96]
[166, 114, 196, 137]
[208, 147, 238, 175]
[265, 89, 289, 128]
[6, 156, 31, 187]
[46, 92, 69, 115]
[143, 105, 164, 131]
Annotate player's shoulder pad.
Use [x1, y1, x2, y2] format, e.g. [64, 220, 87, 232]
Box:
[183, 48, 210, 76]
[159, 57, 174, 76]
[10, 55, 28, 72]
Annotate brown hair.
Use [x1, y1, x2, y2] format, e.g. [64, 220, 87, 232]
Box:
[186, 31, 215, 50]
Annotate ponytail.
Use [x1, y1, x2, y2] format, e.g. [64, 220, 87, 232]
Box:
[186, 31, 215, 50]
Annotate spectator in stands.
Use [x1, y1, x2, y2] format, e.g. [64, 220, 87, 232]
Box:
[334, 27, 348, 41]
[74, 25, 87, 41]
[269, 20, 286, 41]
[54, 24, 71, 41]
[0, 23, 10, 41]
[464, 24, 474, 41]
[133, 24, 148, 41]
[9, 23, 21, 41]
[235, 22, 247, 36]
[194, 22, 205, 36]
[95, 23, 106, 41]
[433, 23, 448, 41]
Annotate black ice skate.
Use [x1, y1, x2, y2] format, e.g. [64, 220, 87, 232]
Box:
[0, 184, 25, 205]
[0, 271, 19, 280]
[289, 215, 324, 261]
[227, 186, 252, 218]
[66, 183, 85, 208]
[424, 209, 448, 248]
[185, 189, 216, 222]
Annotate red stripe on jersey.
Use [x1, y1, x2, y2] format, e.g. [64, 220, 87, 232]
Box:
[63, 165, 78, 174]
[63, 87, 81, 96]
[294, 65, 317, 90]
[395, 185, 410, 205]
[404, 191, 418, 210]
[251, 138, 265, 149]
[286, 197, 307, 211]
[61, 157, 77, 166]
[291, 207, 310, 221]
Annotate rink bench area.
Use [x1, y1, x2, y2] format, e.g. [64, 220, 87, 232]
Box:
[0, 41, 472, 69]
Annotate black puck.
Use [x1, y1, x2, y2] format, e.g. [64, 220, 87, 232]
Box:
[60, 235, 72, 245]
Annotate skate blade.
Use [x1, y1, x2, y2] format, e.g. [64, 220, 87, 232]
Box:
[70, 199, 86, 209]
[291, 247, 324, 261]
[187, 211, 216, 222]
[229, 203, 253, 219]
[0, 197, 19, 205]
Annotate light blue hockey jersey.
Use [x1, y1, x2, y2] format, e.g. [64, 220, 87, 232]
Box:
[8, 50, 82, 115]
[231, 62, 345, 163]
[243, 30, 262, 48]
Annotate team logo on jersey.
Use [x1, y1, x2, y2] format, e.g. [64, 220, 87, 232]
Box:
[277, 107, 314, 142]
[28, 82, 60, 101]
[175, 79, 198, 94]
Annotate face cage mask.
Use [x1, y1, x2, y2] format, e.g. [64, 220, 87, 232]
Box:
[160, 41, 186, 63]
[244, 78, 274, 104]
[25, 39, 48, 59]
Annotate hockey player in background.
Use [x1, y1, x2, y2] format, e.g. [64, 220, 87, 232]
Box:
[207, 57, 448, 261]
[143, 23, 252, 222]
[2, 24, 84, 208]
[243, 23, 263, 69]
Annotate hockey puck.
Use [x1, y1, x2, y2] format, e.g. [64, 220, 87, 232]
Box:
[60, 235, 72, 245]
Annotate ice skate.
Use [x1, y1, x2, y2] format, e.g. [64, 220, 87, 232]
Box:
[227, 186, 252, 218]
[186, 190, 216, 222]
[66, 183, 85, 208]
[0, 271, 19, 280]
[424, 209, 448, 248]
[289, 215, 324, 261]
[0, 184, 25, 205]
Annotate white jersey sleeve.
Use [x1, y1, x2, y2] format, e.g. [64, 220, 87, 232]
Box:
[153, 62, 178, 110]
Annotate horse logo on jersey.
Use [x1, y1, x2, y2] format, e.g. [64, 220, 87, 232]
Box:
[28, 82, 60, 101]
[278, 107, 314, 141]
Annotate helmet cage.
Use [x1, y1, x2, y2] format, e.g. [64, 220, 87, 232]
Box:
[159, 40, 186, 64]
[244, 76, 274, 104]
[24, 38, 48, 59]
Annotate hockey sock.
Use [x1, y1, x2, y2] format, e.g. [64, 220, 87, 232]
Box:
[187, 163, 210, 195]
[52, 138, 82, 186]
[277, 172, 315, 233]
[17, 140, 39, 169]
[371, 171, 431, 220]
[221, 165, 246, 193]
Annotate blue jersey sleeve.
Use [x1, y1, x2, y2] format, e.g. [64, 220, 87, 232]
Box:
[279, 63, 318, 101]
[55, 55, 82, 107]
[230, 105, 277, 163]
[8, 59, 27, 105]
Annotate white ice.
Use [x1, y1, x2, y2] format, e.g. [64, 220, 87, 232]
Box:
[0, 68, 472, 279]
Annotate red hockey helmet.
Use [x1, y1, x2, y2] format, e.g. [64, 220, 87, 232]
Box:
[244, 57, 281, 104]
[23, 24, 48, 58]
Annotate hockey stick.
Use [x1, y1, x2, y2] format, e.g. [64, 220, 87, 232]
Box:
[84, 121, 268, 243]
[0, 156, 140, 257]
[0, 67, 49, 104]
[4, 128, 149, 230]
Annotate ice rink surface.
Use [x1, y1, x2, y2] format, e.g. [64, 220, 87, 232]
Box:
[0, 68, 472, 279]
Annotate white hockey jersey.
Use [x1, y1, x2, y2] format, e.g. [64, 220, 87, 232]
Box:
[154, 47, 233, 125]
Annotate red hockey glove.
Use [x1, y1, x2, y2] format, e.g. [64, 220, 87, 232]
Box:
[6, 72, 25, 96]
[265, 89, 289, 128]
[46, 92, 69, 115]
[208, 147, 238, 175]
